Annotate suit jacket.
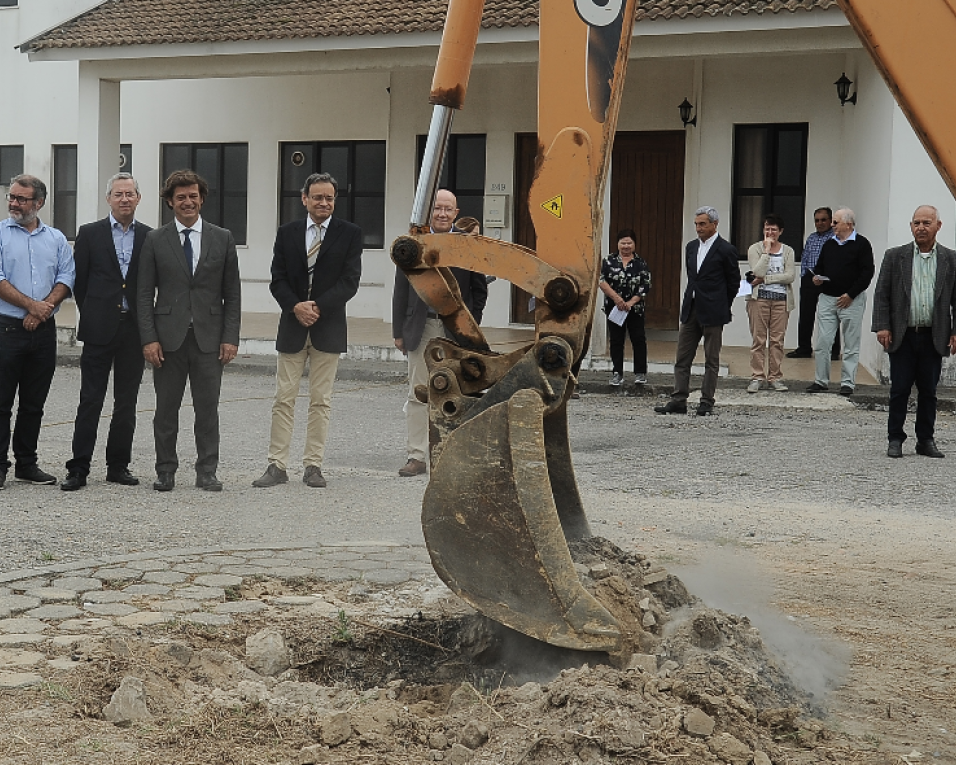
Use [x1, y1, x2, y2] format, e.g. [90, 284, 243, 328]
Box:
[270, 216, 363, 354]
[871, 242, 956, 356]
[680, 235, 739, 326]
[137, 219, 241, 354]
[392, 266, 488, 352]
[74, 217, 151, 344]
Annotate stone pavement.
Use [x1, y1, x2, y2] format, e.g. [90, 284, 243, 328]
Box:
[0, 543, 440, 690]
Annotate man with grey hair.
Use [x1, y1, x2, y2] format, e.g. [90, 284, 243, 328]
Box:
[0, 174, 75, 489]
[62, 173, 151, 490]
[655, 206, 739, 416]
[806, 207, 874, 396]
[252, 172, 363, 489]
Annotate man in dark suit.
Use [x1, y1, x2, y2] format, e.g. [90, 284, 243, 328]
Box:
[252, 173, 362, 489]
[873, 205, 956, 459]
[392, 189, 488, 476]
[62, 173, 151, 491]
[137, 170, 241, 492]
[655, 206, 739, 416]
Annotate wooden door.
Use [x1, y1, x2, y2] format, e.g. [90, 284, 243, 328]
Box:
[610, 131, 686, 329]
[511, 133, 538, 324]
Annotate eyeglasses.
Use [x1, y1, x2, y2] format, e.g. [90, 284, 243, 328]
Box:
[308, 195, 336, 203]
[434, 206, 457, 214]
[110, 191, 139, 199]
[6, 194, 35, 205]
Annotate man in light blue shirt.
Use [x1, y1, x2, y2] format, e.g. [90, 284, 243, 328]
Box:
[0, 174, 75, 489]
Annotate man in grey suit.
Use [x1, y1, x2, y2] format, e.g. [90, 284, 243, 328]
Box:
[872, 205, 956, 459]
[137, 170, 241, 491]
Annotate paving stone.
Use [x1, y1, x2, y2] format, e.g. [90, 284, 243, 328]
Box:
[82, 590, 133, 604]
[246, 557, 292, 568]
[213, 601, 267, 614]
[84, 603, 139, 617]
[319, 568, 361, 582]
[0, 634, 48, 647]
[183, 612, 233, 627]
[173, 563, 219, 574]
[58, 618, 113, 631]
[0, 618, 48, 634]
[8, 578, 49, 593]
[217, 565, 269, 576]
[122, 559, 170, 572]
[52, 635, 96, 648]
[0, 649, 45, 668]
[319, 552, 365, 563]
[201, 555, 248, 566]
[363, 569, 412, 585]
[174, 586, 225, 600]
[272, 595, 319, 606]
[0, 587, 9, 597]
[142, 571, 188, 585]
[93, 567, 143, 582]
[53, 576, 102, 592]
[25, 605, 83, 620]
[157, 600, 194, 613]
[261, 567, 314, 580]
[280, 549, 322, 560]
[116, 611, 174, 628]
[0, 595, 42, 614]
[0, 607, 8, 619]
[26, 587, 78, 604]
[0, 672, 43, 689]
[122, 583, 172, 597]
[352, 559, 388, 571]
[47, 657, 82, 671]
[194, 574, 243, 588]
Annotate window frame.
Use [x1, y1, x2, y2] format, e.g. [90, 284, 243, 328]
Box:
[53, 144, 78, 240]
[0, 145, 24, 185]
[415, 133, 487, 226]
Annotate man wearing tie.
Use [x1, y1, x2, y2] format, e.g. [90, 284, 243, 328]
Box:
[137, 170, 241, 492]
[252, 172, 363, 489]
[62, 173, 151, 491]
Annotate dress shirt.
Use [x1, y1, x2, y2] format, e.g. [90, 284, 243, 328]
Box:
[910, 243, 937, 328]
[833, 230, 858, 245]
[800, 229, 834, 276]
[110, 213, 137, 310]
[0, 217, 75, 319]
[305, 217, 329, 255]
[175, 216, 203, 274]
[696, 232, 718, 273]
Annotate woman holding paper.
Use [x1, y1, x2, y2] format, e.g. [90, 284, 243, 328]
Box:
[746, 213, 796, 393]
[599, 229, 652, 386]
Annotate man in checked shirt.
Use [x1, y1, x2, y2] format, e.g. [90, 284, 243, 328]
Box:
[787, 206, 840, 360]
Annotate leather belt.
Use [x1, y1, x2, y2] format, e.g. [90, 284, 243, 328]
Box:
[908, 326, 932, 333]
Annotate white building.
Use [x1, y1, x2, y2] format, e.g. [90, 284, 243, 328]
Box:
[2, 0, 953, 380]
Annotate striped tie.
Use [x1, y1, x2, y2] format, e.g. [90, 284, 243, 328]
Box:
[307, 225, 323, 278]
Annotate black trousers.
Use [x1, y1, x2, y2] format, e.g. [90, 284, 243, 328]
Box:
[152, 329, 224, 475]
[66, 316, 145, 475]
[607, 310, 647, 375]
[0, 316, 57, 471]
[887, 329, 943, 444]
[797, 273, 840, 354]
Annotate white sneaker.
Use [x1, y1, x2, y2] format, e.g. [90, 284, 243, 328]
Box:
[634, 373, 647, 385]
[747, 379, 762, 394]
[771, 380, 788, 392]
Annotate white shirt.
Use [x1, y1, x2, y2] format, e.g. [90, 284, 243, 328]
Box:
[696, 231, 718, 272]
[306, 216, 329, 253]
[175, 216, 203, 274]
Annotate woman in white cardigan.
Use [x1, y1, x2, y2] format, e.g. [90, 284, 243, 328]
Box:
[746, 213, 796, 392]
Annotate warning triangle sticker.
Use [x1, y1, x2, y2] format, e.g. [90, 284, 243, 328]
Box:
[541, 194, 563, 219]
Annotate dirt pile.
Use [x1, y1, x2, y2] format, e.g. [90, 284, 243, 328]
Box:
[0, 539, 897, 764]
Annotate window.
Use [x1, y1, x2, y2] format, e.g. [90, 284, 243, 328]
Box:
[279, 141, 386, 249]
[0, 1, 18, 7]
[0, 145, 24, 184]
[162, 143, 248, 244]
[416, 134, 486, 224]
[731, 124, 808, 259]
[53, 144, 77, 240]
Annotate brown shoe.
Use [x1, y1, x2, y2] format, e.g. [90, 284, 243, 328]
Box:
[398, 459, 427, 477]
[252, 463, 288, 488]
[303, 465, 327, 488]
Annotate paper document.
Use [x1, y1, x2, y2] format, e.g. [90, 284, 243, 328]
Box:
[809, 270, 830, 282]
[608, 306, 628, 326]
[736, 279, 753, 298]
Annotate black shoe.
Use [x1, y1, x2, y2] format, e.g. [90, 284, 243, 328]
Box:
[61, 472, 87, 491]
[106, 468, 140, 486]
[916, 439, 945, 458]
[196, 472, 223, 491]
[0, 468, 5, 490]
[15, 465, 57, 485]
[887, 441, 903, 458]
[786, 348, 812, 359]
[805, 382, 829, 393]
[839, 385, 853, 397]
[654, 400, 687, 415]
[153, 472, 175, 492]
[696, 402, 713, 416]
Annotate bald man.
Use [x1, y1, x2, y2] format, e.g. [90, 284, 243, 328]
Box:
[872, 205, 956, 458]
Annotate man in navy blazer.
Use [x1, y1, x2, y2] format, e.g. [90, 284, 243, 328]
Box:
[656, 206, 739, 416]
[252, 172, 362, 489]
[62, 173, 151, 491]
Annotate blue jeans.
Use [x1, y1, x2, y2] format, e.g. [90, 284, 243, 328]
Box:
[0, 316, 57, 470]
[887, 329, 943, 443]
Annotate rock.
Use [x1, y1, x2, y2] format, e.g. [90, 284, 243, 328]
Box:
[642, 611, 658, 628]
[428, 732, 449, 750]
[639, 597, 651, 610]
[642, 569, 668, 585]
[447, 743, 472, 765]
[320, 711, 351, 746]
[692, 613, 723, 649]
[446, 682, 481, 714]
[459, 720, 489, 750]
[707, 733, 752, 765]
[683, 708, 715, 737]
[604, 720, 645, 752]
[588, 563, 611, 580]
[627, 654, 658, 674]
[24, 605, 82, 620]
[0, 671, 43, 688]
[0, 595, 42, 614]
[298, 744, 329, 764]
[0, 648, 45, 668]
[103, 676, 151, 725]
[753, 752, 772, 765]
[245, 627, 291, 677]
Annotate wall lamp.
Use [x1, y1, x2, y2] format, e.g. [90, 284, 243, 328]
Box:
[678, 98, 697, 128]
[835, 73, 857, 106]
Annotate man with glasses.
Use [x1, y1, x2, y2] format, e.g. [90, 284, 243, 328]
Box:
[252, 172, 363, 489]
[0, 175, 75, 489]
[392, 189, 488, 476]
[61, 173, 151, 491]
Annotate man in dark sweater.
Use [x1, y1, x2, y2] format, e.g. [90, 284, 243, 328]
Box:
[806, 207, 875, 395]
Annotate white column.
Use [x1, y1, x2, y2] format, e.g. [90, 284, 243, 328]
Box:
[77, 63, 120, 224]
